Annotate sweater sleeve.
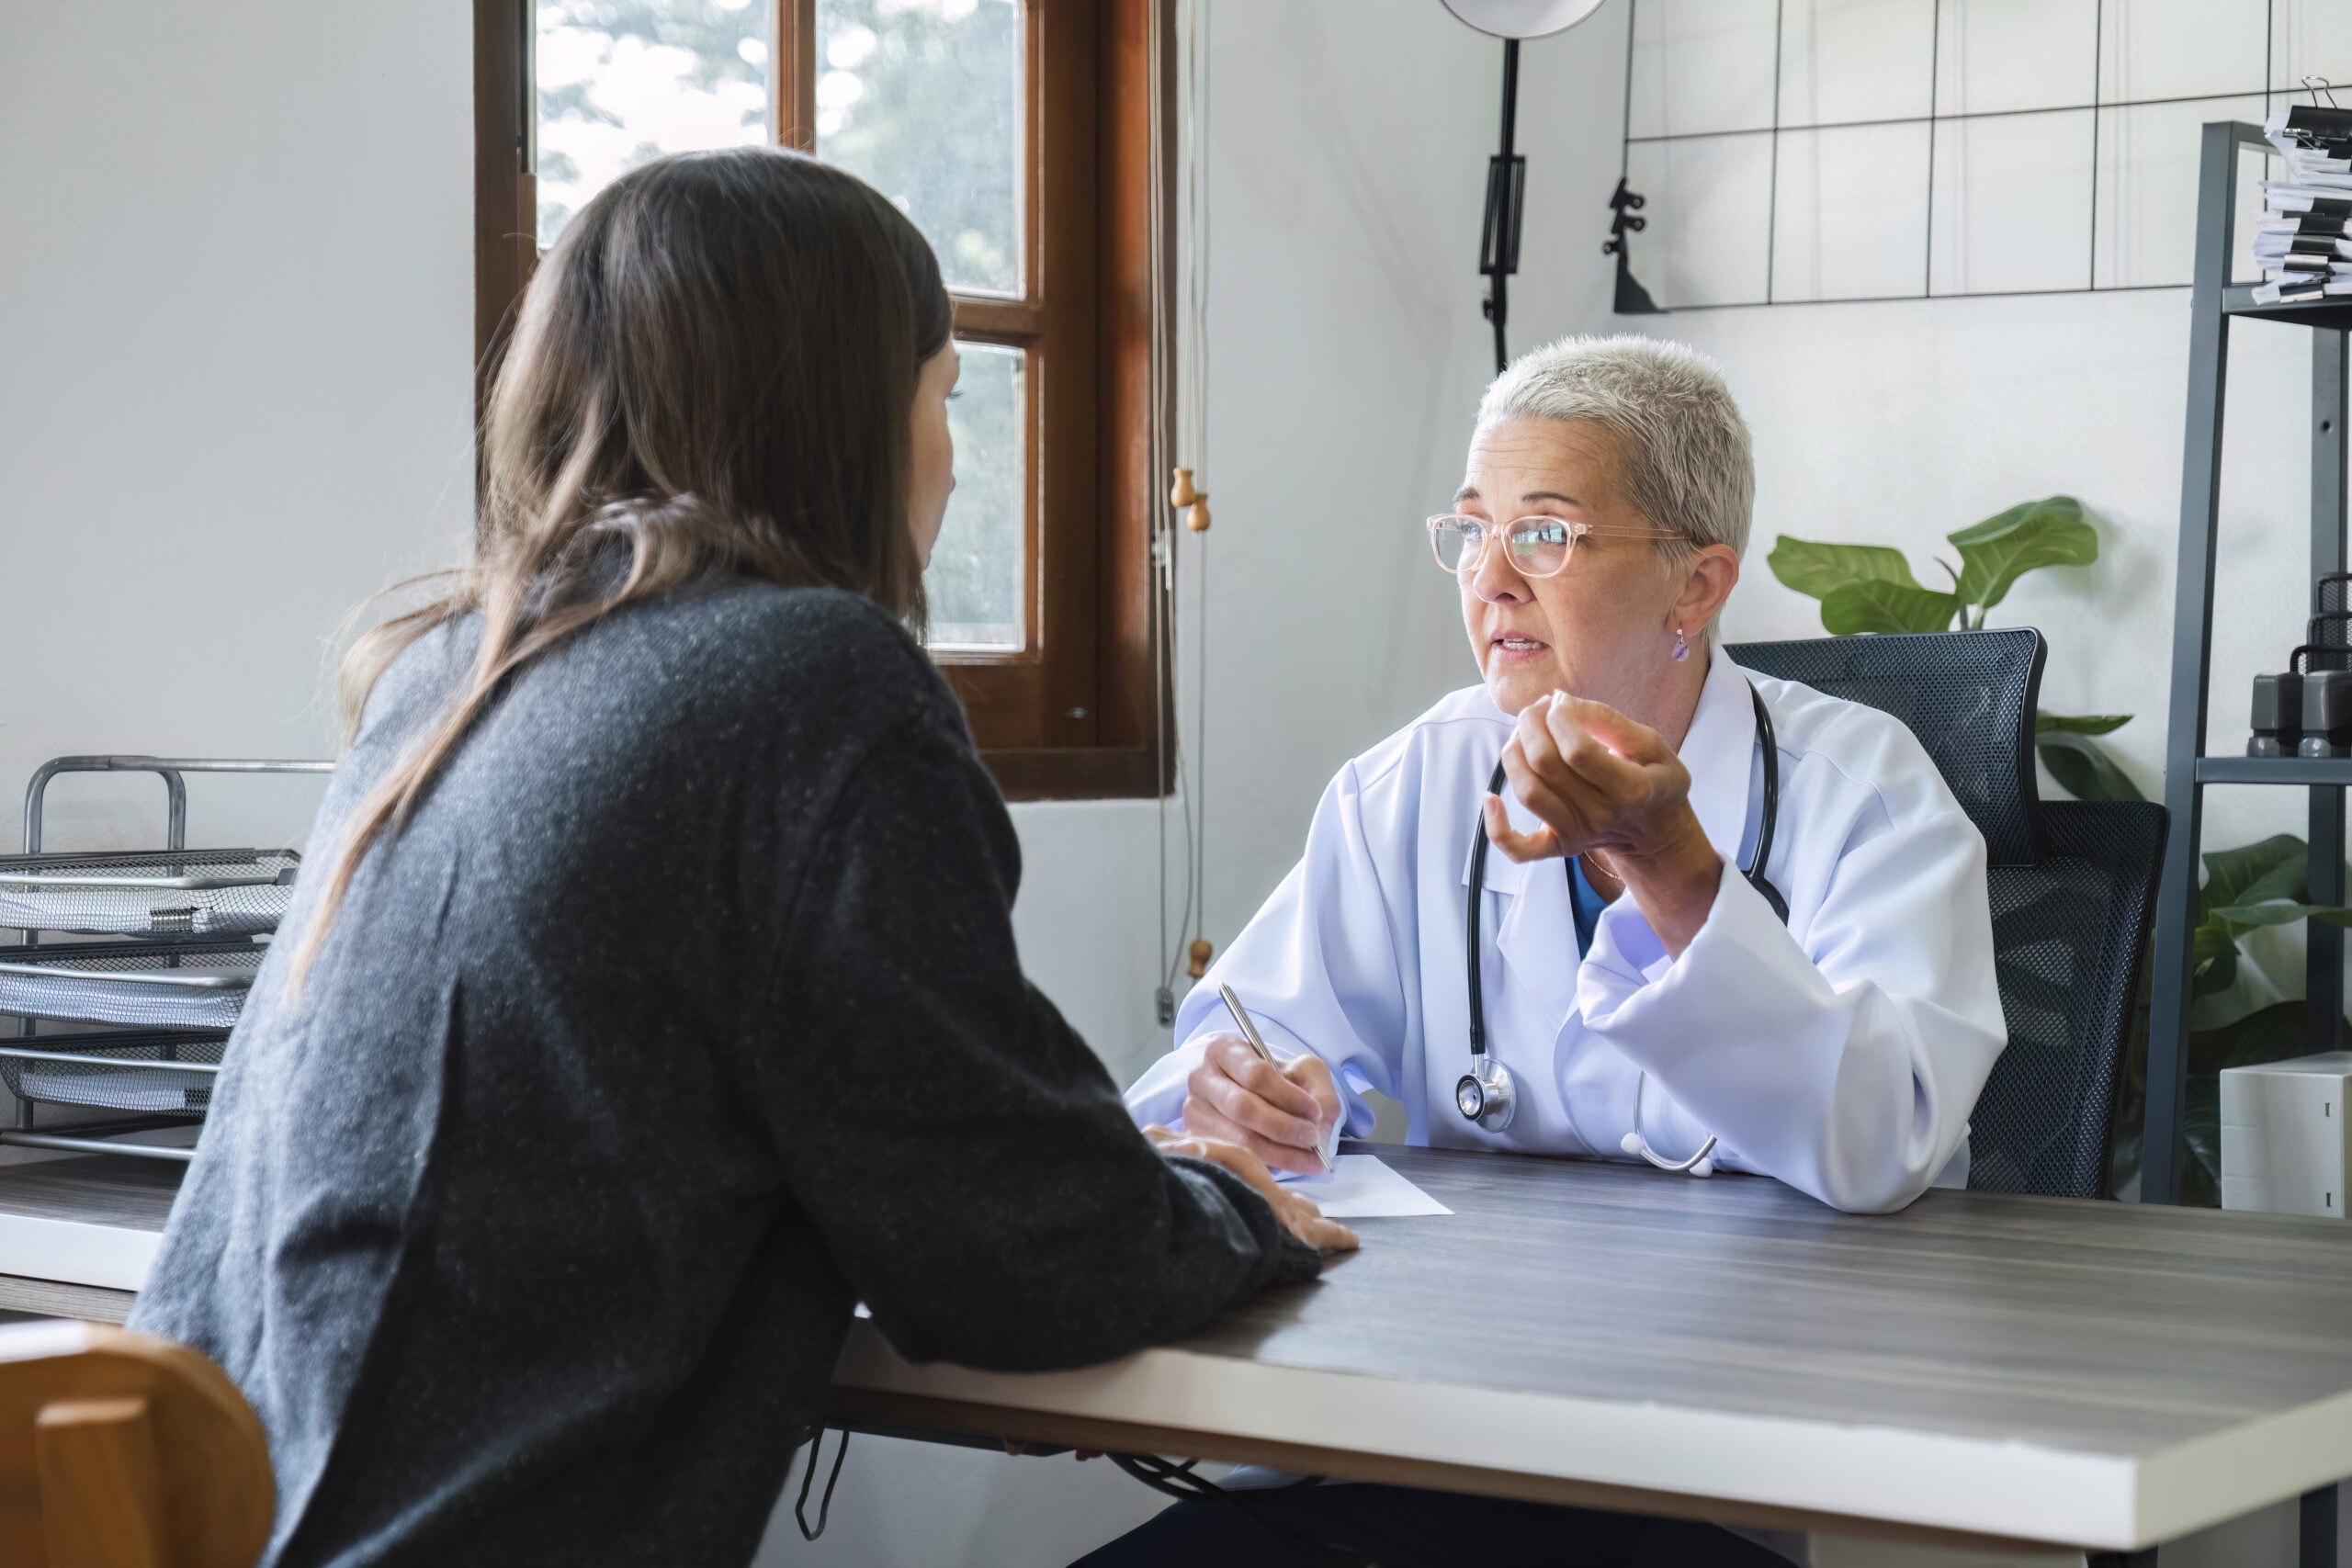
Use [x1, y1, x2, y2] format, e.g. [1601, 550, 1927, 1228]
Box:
[734, 708, 1322, 1371]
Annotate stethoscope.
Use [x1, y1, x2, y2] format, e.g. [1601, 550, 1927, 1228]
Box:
[1453, 682, 1789, 1177]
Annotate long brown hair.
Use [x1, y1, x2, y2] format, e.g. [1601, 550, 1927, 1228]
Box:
[290, 148, 953, 991]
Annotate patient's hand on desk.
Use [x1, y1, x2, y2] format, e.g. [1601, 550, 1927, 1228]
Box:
[1144, 1123, 1358, 1254]
[1179, 1036, 1343, 1179]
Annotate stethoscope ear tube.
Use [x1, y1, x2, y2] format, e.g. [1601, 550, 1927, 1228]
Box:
[1746, 682, 1789, 921]
[1459, 681, 1788, 1166]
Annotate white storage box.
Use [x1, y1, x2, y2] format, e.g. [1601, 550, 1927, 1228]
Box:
[2221, 1051, 2352, 1217]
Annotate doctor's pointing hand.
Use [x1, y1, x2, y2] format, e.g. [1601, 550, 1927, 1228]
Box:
[1487, 691, 1724, 959]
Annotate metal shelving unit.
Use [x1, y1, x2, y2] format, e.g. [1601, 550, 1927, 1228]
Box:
[2142, 119, 2352, 1568]
[2147, 122, 2352, 1216]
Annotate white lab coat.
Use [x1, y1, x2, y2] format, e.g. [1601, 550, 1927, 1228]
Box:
[1126, 641, 2008, 1214]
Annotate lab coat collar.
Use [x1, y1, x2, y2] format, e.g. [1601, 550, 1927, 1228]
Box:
[1681, 641, 1761, 864]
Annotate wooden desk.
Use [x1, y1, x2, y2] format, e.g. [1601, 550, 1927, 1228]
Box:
[829, 1143, 2352, 1559]
[0, 1156, 171, 1322]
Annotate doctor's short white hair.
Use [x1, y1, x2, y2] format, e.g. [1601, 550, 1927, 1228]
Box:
[1476, 335, 1754, 563]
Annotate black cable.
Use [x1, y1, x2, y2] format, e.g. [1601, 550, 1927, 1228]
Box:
[1106, 1454, 1379, 1567]
[793, 1427, 850, 1541]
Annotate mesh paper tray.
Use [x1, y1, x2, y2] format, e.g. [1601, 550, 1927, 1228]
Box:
[0, 848, 297, 938]
[0, 1029, 223, 1115]
[0, 939, 262, 1030]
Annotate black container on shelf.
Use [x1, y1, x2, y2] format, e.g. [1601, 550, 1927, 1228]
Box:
[2252, 671, 2307, 755]
[2301, 668, 2352, 757]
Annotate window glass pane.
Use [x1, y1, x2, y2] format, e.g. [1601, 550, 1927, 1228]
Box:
[2271, 0, 2352, 94]
[2097, 0, 2267, 105]
[1629, 0, 1779, 140]
[536, 0, 774, 249]
[1772, 122, 1929, 301]
[816, 0, 1023, 297]
[1625, 134, 1774, 308]
[925, 343, 1024, 650]
[2094, 94, 2268, 289]
[1777, 0, 1935, 130]
[1928, 109, 2094, 295]
[1935, 0, 2097, 117]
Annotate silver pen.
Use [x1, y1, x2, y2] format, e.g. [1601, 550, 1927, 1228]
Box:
[1218, 983, 1335, 1174]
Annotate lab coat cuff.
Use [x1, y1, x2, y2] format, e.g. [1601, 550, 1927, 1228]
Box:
[1123, 1038, 1209, 1130]
[1580, 857, 1813, 1034]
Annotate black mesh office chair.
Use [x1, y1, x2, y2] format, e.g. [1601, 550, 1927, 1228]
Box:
[1724, 630, 2167, 1201]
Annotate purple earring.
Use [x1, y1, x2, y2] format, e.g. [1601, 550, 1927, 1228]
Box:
[1672, 627, 1689, 662]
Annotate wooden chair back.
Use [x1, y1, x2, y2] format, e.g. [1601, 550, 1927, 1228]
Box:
[0, 1321, 270, 1568]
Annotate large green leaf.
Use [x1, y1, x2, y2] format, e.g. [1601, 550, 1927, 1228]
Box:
[2199, 834, 2308, 917]
[2035, 731, 2144, 801]
[1947, 495, 2098, 612]
[2187, 998, 2313, 1076]
[2209, 902, 2352, 928]
[1818, 581, 1961, 635]
[2190, 911, 2241, 996]
[1766, 536, 1922, 601]
[2034, 711, 2132, 736]
[2187, 837, 2310, 998]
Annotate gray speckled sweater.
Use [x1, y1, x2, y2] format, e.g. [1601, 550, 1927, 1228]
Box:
[129, 581, 1317, 1567]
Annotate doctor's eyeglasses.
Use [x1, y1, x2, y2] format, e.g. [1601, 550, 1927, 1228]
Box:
[1425, 513, 1686, 580]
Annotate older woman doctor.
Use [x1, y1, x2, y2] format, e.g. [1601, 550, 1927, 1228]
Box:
[1125, 336, 2007, 1216]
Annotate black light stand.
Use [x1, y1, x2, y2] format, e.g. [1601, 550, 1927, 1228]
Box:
[1478, 39, 1527, 375]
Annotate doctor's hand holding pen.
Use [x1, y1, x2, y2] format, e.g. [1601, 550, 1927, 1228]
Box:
[1143, 1123, 1359, 1253]
[1486, 689, 1724, 959]
[1174, 1036, 1346, 1179]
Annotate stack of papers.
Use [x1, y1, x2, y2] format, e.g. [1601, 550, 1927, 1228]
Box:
[2255, 106, 2352, 303]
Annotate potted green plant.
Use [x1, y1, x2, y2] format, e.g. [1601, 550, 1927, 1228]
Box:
[1768, 497, 2348, 1203]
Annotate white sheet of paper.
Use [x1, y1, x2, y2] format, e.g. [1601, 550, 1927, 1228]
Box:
[1274, 1154, 1452, 1217]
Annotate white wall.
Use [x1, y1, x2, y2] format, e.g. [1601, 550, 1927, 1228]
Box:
[0, 0, 477, 854]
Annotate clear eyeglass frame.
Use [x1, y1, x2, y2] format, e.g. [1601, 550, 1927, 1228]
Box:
[1425, 513, 1687, 579]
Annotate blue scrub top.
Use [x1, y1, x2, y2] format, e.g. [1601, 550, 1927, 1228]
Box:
[1567, 856, 1607, 959]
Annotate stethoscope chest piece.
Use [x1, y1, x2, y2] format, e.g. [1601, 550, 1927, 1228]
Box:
[1455, 1056, 1517, 1132]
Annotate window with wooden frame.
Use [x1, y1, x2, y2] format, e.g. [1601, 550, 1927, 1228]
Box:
[476, 0, 1170, 799]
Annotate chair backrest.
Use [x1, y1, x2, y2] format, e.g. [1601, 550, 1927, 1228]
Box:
[1726, 630, 2166, 1200]
[1976, 800, 2166, 1198]
[0, 1321, 271, 1568]
[1726, 628, 2045, 865]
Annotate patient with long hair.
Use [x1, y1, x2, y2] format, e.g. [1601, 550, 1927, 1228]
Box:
[130, 147, 1350, 1568]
